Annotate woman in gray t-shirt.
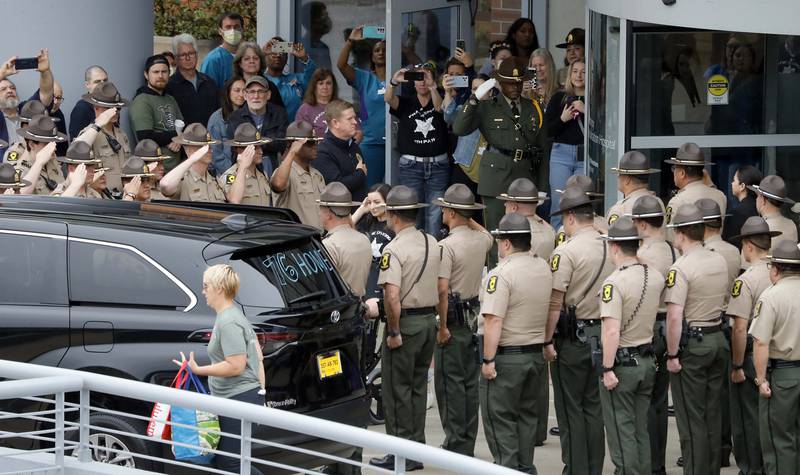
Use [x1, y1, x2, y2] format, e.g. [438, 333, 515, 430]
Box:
[175, 264, 265, 474]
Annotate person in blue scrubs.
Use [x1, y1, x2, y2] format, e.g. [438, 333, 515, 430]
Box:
[263, 37, 318, 121]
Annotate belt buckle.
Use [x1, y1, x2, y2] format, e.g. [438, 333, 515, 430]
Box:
[513, 149, 523, 162]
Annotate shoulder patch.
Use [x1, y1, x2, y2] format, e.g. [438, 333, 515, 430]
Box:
[754, 300, 762, 317]
[608, 214, 619, 225]
[555, 232, 566, 247]
[6, 151, 18, 162]
[379, 252, 391, 270]
[226, 174, 235, 184]
[487, 275, 498, 294]
[731, 279, 743, 297]
[665, 206, 673, 223]
[666, 269, 676, 288]
[550, 254, 561, 272]
[439, 245, 444, 261]
[602, 284, 613, 303]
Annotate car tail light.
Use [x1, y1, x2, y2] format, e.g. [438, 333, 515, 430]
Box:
[257, 331, 299, 354]
[187, 329, 213, 343]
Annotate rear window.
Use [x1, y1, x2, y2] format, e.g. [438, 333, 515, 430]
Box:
[224, 239, 346, 309]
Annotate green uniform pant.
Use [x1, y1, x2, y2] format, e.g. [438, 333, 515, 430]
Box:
[648, 319, 669, 474]
[482, 196, 505, 266]
[480, 351, 545, 474]
[434, 323, 479, 456]
[536, 363, 550, 444]
[730, 354, 763, 474]
[382, 313, 436, 444]
[759, 365, 800, 475]
[669, 331, 729, 475]
[600, 356, 656, 475]
[551, 326, 605, 475]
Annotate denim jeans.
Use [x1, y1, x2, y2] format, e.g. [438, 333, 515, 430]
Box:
[361, 143, 386, 187]
[214, 387, 265, 475]
[548, 142, 584, 229]
[397, 155, 450, 236]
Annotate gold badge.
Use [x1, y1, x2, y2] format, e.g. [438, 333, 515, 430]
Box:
[7, 151, 18, 162]
[512, 68, 519, 77]
[142, 165, 149, 174]
[602, 284, 613, 303]
[567, 34, 573, 42]
[206, 132, 212, 141]
[608, 214, 619, 225]
[731, 279, 743, 297]
[380, 253, 391, 270]
[226, 174, 236, 184]
[256, 131, 261, 140]
[754, 300, 762, 317]
[555, 232, 566, 247]
[550, 254, 561, 272]
[14, 170, 21, 183]
[487, 276, 498, 294]
[666, 269, 676, 288]
[666, 206, 673, 223]
[156, 147, 163, 155]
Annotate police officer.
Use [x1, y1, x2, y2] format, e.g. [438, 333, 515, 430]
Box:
[628, 195, 676, 475]
[749, 240, 800, 475]
[606, 150, 664, 226]
[664, 203, 730, 475]
[130, 139, 170, 201]
[543, 186, 614, 475]
[0, 161, 29, 194]
[370, 185, 439, 472]
[664, 143, 726, 241]
[726, 217, 777, 474]
[159, 123, 227, 202]
[431, 183, 492, 456]
[318, 182, 372, 297]
[598, 217, 665, 475]
[12, 115, 66, 195]
[497, 177, 555, 259]
[747, 174, 798, 252]
[220, 123, 272, 206]
[479, 213, 552, 472]
[79, 81, 131, 193]
[554, 174, 608, 248]
[51, 140, 104, 198]
[452, 56, 545, 236]
[119, 156, 155, 202]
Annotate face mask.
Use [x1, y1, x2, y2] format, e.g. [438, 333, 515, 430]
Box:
[223, 29, 243, 46]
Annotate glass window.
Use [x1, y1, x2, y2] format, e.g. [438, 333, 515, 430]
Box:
[0, 233, 67, 305]
[400, 7, 455, 74]
[69, 241, 189, 308]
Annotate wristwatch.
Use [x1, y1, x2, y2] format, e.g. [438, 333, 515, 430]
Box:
[602, 366, 614, 373]
[125, 191, 136, 199]
[732, 363, 744, 371]
[90, 123, 101, 132]
[543, 340, 554, 347]
[387, 329, 399, 337]
[389, 80, 399, 87]
[753, 377, 767, 387]
[482, 357, 495, 364]
[665, 351, 681, 360]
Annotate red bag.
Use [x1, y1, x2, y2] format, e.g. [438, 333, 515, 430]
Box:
[147, 362, 189, 440]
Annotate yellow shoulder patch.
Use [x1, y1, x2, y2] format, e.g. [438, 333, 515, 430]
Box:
[550, 254, 561, 272]
[666, 206, 673, 223]
[6, 151, 18, 162]
[379, 252, 391, 270]
[602, 284, 613, 303]
[731, 279, 743, 297]
[754, 300, 762, 317]
[554, 232, 566, 247]
[666, 269, 676, 288]
[487, 275, 498, 294]
[226, 174, 235, 184]
[608, 214, 619, 225]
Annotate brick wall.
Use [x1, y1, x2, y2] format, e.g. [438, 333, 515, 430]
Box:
[473, 0, 523, 67]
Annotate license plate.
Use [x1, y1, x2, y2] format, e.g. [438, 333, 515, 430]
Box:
[317, 351, 343, 379]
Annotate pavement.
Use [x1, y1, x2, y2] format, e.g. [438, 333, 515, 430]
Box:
[364, 379, 741, 474]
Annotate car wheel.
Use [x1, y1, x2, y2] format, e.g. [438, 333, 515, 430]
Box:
[367, 372, 385, 426]
[68, 413, 164, 472]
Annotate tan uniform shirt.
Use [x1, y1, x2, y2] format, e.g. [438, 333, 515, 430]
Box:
[527, 215, 555, 259]
[219, 163, 271, 207]
[704, 234, 742, 307]
[150, 186, 167, 201]
[665, 180, 727, 240]
[323, 224, 373, 297]
[478, 252, 552, 346]
[605, 188, 664, 227]
[9, 144, 65, 195]
[763, 211, 798, 252]
[550, 226, 615, 319]
[663, 243, 729, 326]
[81, 125, 131, 192]
[438, 225, 493, 299]
[50, 184, 104, 198]
[168, 166, 227, 202]
[554, 214, 608, 249]
[637, 235, 676, 313]
[749, 275, 800, 360]
[599, 263, 665, 347]
[272, 161, 325, 229]
[377, 226, 440, 309]
[727, 260, 770, 321]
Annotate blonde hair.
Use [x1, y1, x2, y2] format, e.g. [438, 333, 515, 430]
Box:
[564, 59, 586, 97]
[324, 99, 355, 123]
[528, 48, 559, 104]
[203, 264, 240, 299]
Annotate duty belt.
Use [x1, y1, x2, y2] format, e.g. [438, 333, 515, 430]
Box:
[613, 344, 654, 367]
[768, 358, 800, 370]
[578, 318, 602, 327]
[497, 344, 544, 355]
[686, 323, 722, 342]
[446, 296, 480, 325]
[402, 306, 435, 317]
[488, 145, 531, 162]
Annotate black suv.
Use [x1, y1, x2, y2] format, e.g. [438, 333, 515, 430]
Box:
[0, 196, 368, 472]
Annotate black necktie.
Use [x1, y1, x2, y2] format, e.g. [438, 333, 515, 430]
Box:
[510, 101, 520, 122]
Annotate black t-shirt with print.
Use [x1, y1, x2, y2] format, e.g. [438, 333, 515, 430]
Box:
[356, 216, 395, 298]
[390, 95, 449, 157]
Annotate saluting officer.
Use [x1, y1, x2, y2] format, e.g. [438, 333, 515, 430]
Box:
[553, 174, 608, 248]
[628, 195, 676, 475]
[598, 217, 665, 475]
[12, 115, 66, 195]
[318, 182, 372, 297]
[606, 150, 664, 226]
[431, 183, 492, 457]
[747, 174, 798, 252]
[663, 203, 730, 475]
[370, 185, 439, 472]
[220, 123, 272, 206]
[130, 139, 170, 201]
[663, 143, 726, 241]
[51, 140, 104, 198]
[2, 100, 55, 165]
[726, 217, 778, 474]
[497, 177, 555, 259]
[452, 56, 545, 236]
[749, 240, 800, 475]
[159, 123, 227, 203]
[0, 161, 29, 194]
[479, 213, 552, 472]
[543, 186, 614, 475]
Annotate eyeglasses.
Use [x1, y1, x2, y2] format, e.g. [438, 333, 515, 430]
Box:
[246, 89, 269, 96]
[177, 51, 197, 59]
[54, 95, 63, 101]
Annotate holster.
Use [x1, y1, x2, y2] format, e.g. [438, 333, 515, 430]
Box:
[679, 319, 689, 349]
[589, 335, 603, 377]
[474, 333, 484, 366]
[720, 313, 732, 342]
[556, 305, 577, 341]
[377, 299, 387, 322]
[447, 292, 466, 327]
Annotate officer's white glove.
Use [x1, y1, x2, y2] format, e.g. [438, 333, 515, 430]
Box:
[475, 78, 497, 101]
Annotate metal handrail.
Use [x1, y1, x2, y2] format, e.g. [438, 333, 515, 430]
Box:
[0, 360, 521, 475]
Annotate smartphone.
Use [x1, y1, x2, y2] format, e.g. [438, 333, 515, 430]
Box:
[271, 42, 294, 54]
[456, 39, 466, 51]
[404, 71, 424, 81]
[450, 75, 469, 88]
[15, 57, 38, 70]
[527, 67, 539, 89]
[363, 26, 386, 40]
